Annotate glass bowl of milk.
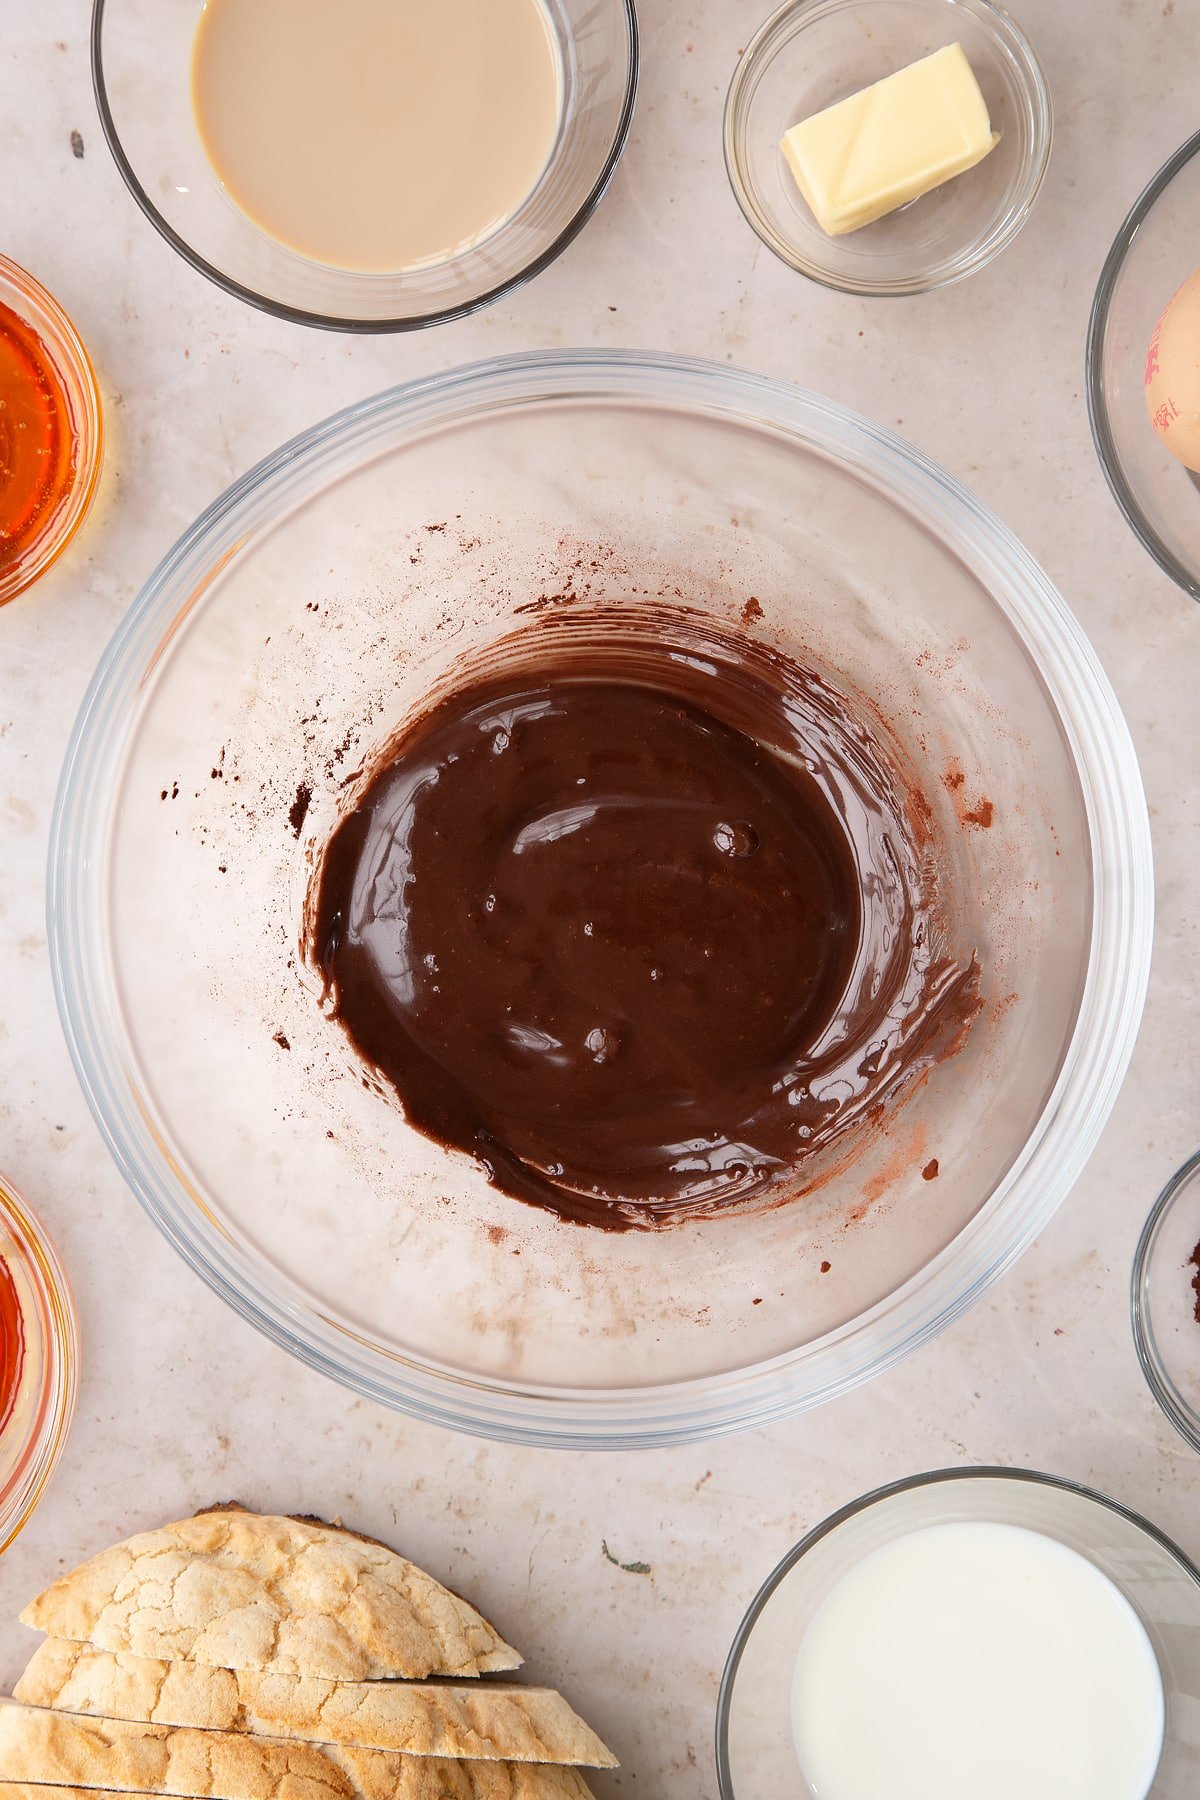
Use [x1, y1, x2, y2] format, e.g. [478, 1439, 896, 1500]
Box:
[91, 0, 637, 331]
[718, 1466, 1200, 1799]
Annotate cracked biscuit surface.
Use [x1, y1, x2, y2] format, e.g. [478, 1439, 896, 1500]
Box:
[0, 1709, 596, 1799]
[13, 1644, 615, 1768]
[18, 1513, 520, 1682]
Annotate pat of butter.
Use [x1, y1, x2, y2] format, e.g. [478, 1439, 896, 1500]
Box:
[780, 44, 998, 237]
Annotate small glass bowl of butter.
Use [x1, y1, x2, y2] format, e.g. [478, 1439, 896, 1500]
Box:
[724, 0, 1051, 296]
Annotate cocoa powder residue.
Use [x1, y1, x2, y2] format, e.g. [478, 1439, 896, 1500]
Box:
[288, 782, 312, 838]
[943, 759, 994, 830]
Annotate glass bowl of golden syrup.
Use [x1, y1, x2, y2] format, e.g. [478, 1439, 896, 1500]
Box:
[0, 1174, 79, 1552]
[0, 254, 103, 607]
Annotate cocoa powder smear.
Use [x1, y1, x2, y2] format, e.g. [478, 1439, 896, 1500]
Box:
[306, 612, 981, 1228]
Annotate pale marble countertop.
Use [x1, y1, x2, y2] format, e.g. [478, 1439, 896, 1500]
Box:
[2, 2, 1199, 1793]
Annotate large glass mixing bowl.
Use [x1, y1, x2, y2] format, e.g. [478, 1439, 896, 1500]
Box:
[48, 352, 1151, 1448]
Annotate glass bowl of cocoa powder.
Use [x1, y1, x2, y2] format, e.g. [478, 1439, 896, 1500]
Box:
[1133, 1150, 1200, 1457]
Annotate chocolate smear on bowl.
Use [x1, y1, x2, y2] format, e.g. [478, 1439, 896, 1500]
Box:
[304, 610, 982, 1229]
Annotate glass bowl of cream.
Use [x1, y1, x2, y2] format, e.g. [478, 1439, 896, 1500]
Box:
[718, 1467, 1200, 1799]
[724, 0, 1051, 296]
[91, 0, 638, 331]
[48, 350, 1149, 1448]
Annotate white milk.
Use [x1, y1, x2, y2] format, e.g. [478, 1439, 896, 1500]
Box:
[790, 1521, 1165, 1800]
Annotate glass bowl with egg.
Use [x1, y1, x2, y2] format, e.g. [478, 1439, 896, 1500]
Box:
[1132, 1150, 1200, 1458]
[48, 349, 1150, 1448]
[0, 1175, 78, 1553]
[724, 0, 1051, 296]
[91, 0, 638, 331]
[717, 1467, 1200, 1798]
[1088, 128, 1200, 602]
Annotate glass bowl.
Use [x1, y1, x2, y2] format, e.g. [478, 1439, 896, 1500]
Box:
[48, 350, 1150, 1449]
[0, 254, 103, 608]
[717, 1467, 1200, 1797]
[724, 0, 1051, 296]
[90, 0, 638, 332]
[1088, 130, 1200, 602]
[0, 1174, 79, 1553]
[1132, 1150, 1200, 1457]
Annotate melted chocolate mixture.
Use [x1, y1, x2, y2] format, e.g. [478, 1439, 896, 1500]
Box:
[308, 619, 981, 1228]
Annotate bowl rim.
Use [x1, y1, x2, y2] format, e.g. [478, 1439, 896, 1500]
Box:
[0, 253, 104, 607]
[722, 0, 1053, 298]
[1086, 127, 1200, 603]
[89, 0, 639, 335]
[1131, 1147, 1200, 1457]
[0, 1174, 80, 1554]
[46, 349, 1152, 1449]
[714, 1463, 1200, 1797]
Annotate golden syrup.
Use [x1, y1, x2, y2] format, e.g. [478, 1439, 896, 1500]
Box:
[0, 296, 78, 592]
[0, 1250, 23, 1438]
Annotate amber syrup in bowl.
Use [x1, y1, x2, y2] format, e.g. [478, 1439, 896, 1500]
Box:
[0, 255, 102, 606]
[0, 1175, 78, 1550]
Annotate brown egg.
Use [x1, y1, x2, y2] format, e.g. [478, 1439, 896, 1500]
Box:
[1145, 268, 1200, 473]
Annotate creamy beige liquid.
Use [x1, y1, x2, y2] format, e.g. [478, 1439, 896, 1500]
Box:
[191, 0, 563, 273]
